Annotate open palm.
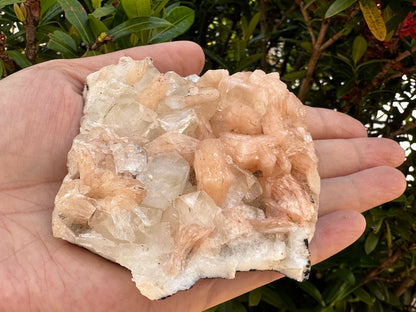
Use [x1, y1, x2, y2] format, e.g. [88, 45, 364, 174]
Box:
[0, 42, 406, 312]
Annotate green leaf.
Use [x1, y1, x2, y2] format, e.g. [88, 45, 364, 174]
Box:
[385, 220, 392, 247]
[247, 12, 260, 38]
[248, 288, 262, 307]
[304, 0, 317, 9]
[281, 70, 307, 82]
[91, 2, 116, 19]
[0, 0, 20, 10]
[39, 2, 63, 24]
[165, 2, 180, 15]
[367, 281, 387, 301]
[236, 53, 263, 72]
[88, 14, 108, 38]
[382, 5, 395, 41]
[7, 50, 32, 68]
[40, 0, 58, 15]
[217, 300, 247, 312]
[85, 50, 102, 56]
[301, 41, 313, 52]
[91, 0, 101, 10]
[352, 35, 367, 65]
[121, 0, 152, 18]
[325, 0, 357, 18]
[203, 47, 229, 69]
[152, 0, 169, 16]
[353, 288, 375, 305]
[329, 268, 356, 285]
[356, 58, 388, 72]
[364, 231, 379, 255]
[325, 280, 356, 305]
[260, 286, 289, 309]
[150, 6, 194, 43]
[368, 300, 384, 312]
[385, 5, 412, 36]
[367, 280, 401, 307]
[58, 0, 94, 45]
[47, 30, 79, 58]
[336, 78, 354, 98]
[298, 281, 326, 306]
[324, 269, 357, 305]
[107, 16, 170, 41]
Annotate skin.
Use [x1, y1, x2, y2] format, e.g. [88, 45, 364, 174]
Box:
[0, 41, 407, 312]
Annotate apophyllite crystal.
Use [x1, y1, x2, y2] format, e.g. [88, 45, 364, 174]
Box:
[52, 57, 320, 300]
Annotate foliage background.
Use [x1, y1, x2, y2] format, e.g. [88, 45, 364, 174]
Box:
[1, 0, 415, 310]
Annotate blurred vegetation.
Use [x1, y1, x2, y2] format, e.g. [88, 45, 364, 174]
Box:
[1, 0, 415, 311]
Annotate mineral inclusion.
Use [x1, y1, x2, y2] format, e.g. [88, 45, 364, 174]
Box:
[52, 57, 320, 300]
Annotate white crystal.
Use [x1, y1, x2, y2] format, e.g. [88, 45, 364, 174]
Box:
[137, 152, 190, 210]
[52, 57, 320, 300]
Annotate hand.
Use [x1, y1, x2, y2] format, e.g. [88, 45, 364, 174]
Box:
[0, 41, 406, 312]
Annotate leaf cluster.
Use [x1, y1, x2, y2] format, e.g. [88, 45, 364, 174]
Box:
[0, 0, 194, 75]
[1, 0, 416, 311]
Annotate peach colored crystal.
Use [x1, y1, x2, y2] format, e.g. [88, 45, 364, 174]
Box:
[52, 57, 320, 300]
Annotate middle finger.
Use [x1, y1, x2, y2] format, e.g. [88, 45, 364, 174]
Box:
[314, 137, 405, 179]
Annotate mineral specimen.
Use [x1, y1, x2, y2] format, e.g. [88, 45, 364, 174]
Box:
[52, 57, 320, 300]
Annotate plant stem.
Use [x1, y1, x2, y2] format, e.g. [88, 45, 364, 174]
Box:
[389, 119, 416, 138]
[297, 18, 329, 102]
[0, 34, 16, 74]
[370, 45, 416, 90]
[297, 3, 360, 102]
[23, 0, 40, 64]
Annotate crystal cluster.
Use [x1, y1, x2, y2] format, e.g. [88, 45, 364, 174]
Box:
[52, 57, 320, 300]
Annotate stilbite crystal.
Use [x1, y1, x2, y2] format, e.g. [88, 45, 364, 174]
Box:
[52, 57, 320, 300]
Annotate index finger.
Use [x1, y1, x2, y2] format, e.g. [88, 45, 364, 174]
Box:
[305, 106, 368, 140]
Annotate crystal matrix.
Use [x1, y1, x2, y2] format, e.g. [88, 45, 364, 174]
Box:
[52, 57, 320, 300]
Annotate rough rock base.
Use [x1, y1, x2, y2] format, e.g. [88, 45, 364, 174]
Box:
[52, 57, 320, 300]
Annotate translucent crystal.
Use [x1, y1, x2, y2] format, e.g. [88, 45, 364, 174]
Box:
[110, 142, 147, 175]
[136, 151, 190, 210]
[52, 57, 320, 300]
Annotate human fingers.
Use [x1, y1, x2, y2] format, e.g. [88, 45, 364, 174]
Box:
[315, 137, 405, 179]
[41, 41, 205, 86]
[305, 107, 368, 140]
[309, 209, 366, 264]
[319, 166, 407, 216]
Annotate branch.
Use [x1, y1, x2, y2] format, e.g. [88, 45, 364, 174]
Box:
[258, 0, 268, 35]
[387, 99, 416, 132]
[394, 269, 416, 297]
[259, 0, 268, 69]
[371, 45, 416, 89]
[361, 248, 404, 285]
[319, 4, 361, 51]
[381, 65, 416, 83]
[0, 34, 16, 74]
[272, 2, 299, 33]
[398, 154, 415, 172]
[261, 1, 299, 69]
[389, 119, 416, 138]
[297, 0, 316, 45]
[343, 48, 416, 114]
[298, 18, 329, 102]
[23, 0, 40, 64]
[296, 3, 359, 102]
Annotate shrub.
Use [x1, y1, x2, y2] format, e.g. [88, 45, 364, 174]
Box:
[1, 1, 415, 310]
